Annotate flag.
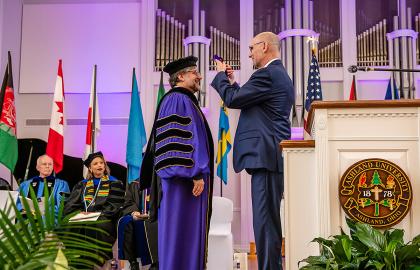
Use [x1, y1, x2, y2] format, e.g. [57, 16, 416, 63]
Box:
[216, 102, 232, 184]
[349, 75, 357, 100]
[157, 71, 165, 107]
[394, 77, 399, 99]
[0, 51, 17, 171]
[304, 51, 323, 133]
[126, 68, 147, 183]
[83, 66, 101, 176]
[46, 60, 65, 173]
[385, 77, 400, 100]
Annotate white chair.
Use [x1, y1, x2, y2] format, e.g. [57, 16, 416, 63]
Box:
[0, 190, 19, 220]
[208, 196, 234, 270]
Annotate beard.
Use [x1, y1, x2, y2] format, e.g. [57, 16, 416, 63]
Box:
[190, 81, 201, 93]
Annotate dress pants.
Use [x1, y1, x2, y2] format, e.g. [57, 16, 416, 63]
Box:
[250, 169, 283, 270]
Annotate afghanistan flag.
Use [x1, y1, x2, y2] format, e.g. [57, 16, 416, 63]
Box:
[0, 51, 18, 171]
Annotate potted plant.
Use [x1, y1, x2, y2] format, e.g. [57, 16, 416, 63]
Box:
[299, 218, 420, 269]
[0, 184, 112, 269]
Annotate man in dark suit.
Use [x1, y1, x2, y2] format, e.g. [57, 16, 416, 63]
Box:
[211, 31, 294, 270]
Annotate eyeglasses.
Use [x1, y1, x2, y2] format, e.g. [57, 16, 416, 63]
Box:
[185, 69, 201, 76]
[249, 41, 265, 52]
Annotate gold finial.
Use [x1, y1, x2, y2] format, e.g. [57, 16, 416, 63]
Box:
[307, 36, 319, 55]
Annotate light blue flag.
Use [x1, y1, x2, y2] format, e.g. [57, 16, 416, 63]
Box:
[216, 102, 232, 184]
[385, 77, 399, 100]
[126, 68, 147, 183]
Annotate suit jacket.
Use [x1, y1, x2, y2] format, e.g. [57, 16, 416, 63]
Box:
[211, 59, 294, 173]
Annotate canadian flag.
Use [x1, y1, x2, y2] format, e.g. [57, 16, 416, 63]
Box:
[83, 66, 100, 176]
[46, 60, 64, 173]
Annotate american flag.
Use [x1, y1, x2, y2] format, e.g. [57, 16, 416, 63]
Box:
[303, 52, 323, 132]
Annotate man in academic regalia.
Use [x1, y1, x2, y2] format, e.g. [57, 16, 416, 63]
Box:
[17, 154, 70, 216]
[117, 180, 158, 270]
[140, 56, 214, 270]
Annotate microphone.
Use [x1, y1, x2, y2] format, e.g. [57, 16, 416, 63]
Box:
[347, 65, 358, 73]
[348, 65, 420, 73]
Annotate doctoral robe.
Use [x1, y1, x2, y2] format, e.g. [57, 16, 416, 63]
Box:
[151, 87, 214, 270]
[64, 175, 125, 260]
[17, 175, 69, 217]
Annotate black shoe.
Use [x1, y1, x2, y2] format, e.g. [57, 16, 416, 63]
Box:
[129, 260, 140, 270]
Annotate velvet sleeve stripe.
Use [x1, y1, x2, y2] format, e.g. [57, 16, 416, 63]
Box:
[155, 142, 194, 157]
[108, 181, 125, 195]
[156, 114, 192, 129]
[155, 157, 194, 171]
[107, 197, 125, 204]
[156, 128, 193, 144]
[106, 184, 125, 203]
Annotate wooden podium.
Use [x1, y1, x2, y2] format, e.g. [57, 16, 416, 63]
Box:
[281, 100, 420, 270]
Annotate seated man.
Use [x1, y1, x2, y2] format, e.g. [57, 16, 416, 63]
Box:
[118, 179, 158, 270]
[17, 154, 70, 216]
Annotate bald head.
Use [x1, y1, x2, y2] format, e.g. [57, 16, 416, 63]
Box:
[249, 31, 280, 68]
[36, 155, 54, 178]
[255, 32, 280, 53]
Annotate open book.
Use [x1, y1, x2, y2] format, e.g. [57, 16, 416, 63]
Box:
[69, 212, 101, 222]
[19, 196, 45, 215]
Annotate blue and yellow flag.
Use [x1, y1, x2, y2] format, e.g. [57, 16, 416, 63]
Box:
[216, 102, 232, 184]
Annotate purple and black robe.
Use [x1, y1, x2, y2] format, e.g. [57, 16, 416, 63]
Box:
[141, 87, 214, 270]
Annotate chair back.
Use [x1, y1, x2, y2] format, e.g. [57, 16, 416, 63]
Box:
[0, 190, 19, 219]
[210, 196, 233, 233]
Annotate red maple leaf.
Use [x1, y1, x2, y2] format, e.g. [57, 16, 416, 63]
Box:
[55, 101, 64, 125]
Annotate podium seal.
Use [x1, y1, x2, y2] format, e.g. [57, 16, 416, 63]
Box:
[339, 158, 412, 228]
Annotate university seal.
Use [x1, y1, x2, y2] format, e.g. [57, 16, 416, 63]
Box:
[339, 158, 412, 228]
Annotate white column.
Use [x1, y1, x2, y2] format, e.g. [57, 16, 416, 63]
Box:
[0, 0, 4, 67]
[0, 0, 23, 187]
[314, 109, 331, 237]
[140, 0, 158, 134]
[340, 0, 357, 99]
[285, 0, 293, 79]
[240, 0, 254, 81]
[399, 0, 409, 95]
[193, 0, 199, 57]
[303, 0, 310, 99]
[239, 0, 255, 251]
[293, 0, 303, 119]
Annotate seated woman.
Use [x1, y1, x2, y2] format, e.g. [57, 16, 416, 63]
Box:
[64, 151, 125, 263]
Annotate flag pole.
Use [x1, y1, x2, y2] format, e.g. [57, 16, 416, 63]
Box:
[24, 141, 33, 181]
[220, 178, 223, 197]
[91, 65, 97, 153]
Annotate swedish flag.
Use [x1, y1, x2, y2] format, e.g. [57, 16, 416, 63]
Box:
[216, 102, 232, 184]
